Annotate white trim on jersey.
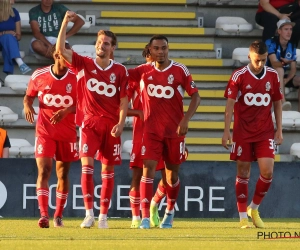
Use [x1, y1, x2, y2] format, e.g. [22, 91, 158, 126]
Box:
[177, 85, 184, 97]
[31, 66, 51, 80]
[231, 66, 247, 82]
[114, 60, 129, 76]
[93, 58, 114, 71]
[140, 79, 145, 92]
[77, 69, 85, 81]
[154, 60, 174, 72]
[266, 66, 280, 82]
[247, 65, 267, 79]
[173, 61, 190, 76]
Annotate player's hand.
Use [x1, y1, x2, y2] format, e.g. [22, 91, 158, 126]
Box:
[111, 124, 124, 138]
[50, 109, 67, 124]
[24, 105, 36, 124]
[64, 11, 77, 24]
[274, 130, 283, 146]
[222, 131, 232, 150]
[280, 57, 293, 66]
[177, 118, 189, 136]
[279, 13, 292, 20]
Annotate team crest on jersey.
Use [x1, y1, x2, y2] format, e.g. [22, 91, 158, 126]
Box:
[265, 82, 271, 92]
[168, 74, 174, 84]
[190, 81, 196, 88]
[228, 88, 232, 96]
[141, 146, 146, 156]
[66, 83, 72, 93]
[82, 144, 88, 153]
[110, 73, 116, 83]
[286, 52, 292, 59]
[37, 144, 43, 154]
[130, 153, 135, 162]
[237, 146, 242, 156]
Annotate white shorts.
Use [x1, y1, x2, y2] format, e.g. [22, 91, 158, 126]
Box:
[30, 36, 69, 53]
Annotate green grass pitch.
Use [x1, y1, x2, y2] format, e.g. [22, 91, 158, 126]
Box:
[1, 218, 300, 250]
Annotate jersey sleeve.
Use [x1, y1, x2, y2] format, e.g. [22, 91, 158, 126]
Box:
[128, 66, 143, 86]
[292, 45, 297, 61]
[26, 74, 38, 97]
[266, 39, 276, 55]
[58, 4, 69, 14]
[272, 72, 283, 102]
[224, 71, 240, 100]
[66, 52, 83, 75]
[13, 8, 20, 22]
[181, 69, 198, 97]
[29, 6, 38, 22]
[119, 66, 129, 99]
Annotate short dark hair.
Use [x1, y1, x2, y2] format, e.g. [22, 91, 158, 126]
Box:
[249, 40, 267, 55]
[142, 43, 150, 58]
[149, 35, 168, 45]
[97, 30, 117, 46]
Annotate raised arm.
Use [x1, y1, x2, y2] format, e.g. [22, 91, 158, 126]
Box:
[56, 11, 75, 64]
[66, 14, 85, 39]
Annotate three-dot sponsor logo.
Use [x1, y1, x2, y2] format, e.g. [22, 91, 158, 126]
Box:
[147, 84, 174, 99]
[87, 78, 116, 97]
[43, 94, 73, 108]
[244, 93, 271, 106]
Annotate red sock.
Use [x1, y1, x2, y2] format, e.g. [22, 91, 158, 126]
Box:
[54, 191, 68, 218]
[153, 184, 166, 204]
[100, 171, 114, 215]
[236, 176, 249, 212]
[253, 175, 272, 205]
[36, 188, 49, 217]
[166, 179, 180, 212]
[81, 165, 94, 210]
[140, 176, 153, 218]
[129, 190, 140, 217]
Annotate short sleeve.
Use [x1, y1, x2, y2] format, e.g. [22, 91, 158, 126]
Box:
[265, 39, 276, 55]
[13, 8, 20, 22]
[119, 66, 129, 99]
[180, 67, 198, 97]
[224, 71, 240, 100]
[26, 74, 38, 97]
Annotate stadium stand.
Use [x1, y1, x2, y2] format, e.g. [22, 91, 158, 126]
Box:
[4, 75, 30, 94]
[0, 0, 296, 161]
[9, 138, 34, 158]
[0, 106, 19, 124]
[215, 16, 253, 34]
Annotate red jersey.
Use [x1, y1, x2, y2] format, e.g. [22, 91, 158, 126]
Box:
[224, 65, 282, 142]
[26, 66, 77, 142]
[130, 61, 198, 138]
[127, 69, 143, 143]
[257, 0, 294, 13]
[68, 52, 128, 124]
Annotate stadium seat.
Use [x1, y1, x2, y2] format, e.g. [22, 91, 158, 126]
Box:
[22, 106, 39, 121]
[9, 138, 34, 158]
[122, 140, 133, 153]
[0, 51, 25, 58]
[4, 75, 31, 93]
[0, 106, 18, 124]
[72, 45, 95, 57]
[255, 23, 264, 30]
[232, 48, 249, 64]
[290, 143, 300, 158]
[272, 111, 300, 128]
[215, 17, 253, 34]
[296, 49, 300, 65]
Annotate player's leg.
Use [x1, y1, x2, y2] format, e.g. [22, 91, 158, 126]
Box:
[80, 156, 96, 228]
[248, 140, 275, 228]
[150, 164, 166, 227]
[36, 157, 53, 228]
[139, 159, 157, 229]
[129, 166, 143, 228]
[53, 161, 71, 227]
[236, 160, 251, 228]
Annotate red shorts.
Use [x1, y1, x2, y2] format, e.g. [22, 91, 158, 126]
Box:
[35, 136, 78, 162]
[130, 142, 165, 170]
[230, 139, 276, 162]
[141, 132, 186, 165]
[80, 117, 121, 165]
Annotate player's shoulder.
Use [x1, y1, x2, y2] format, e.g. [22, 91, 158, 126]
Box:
[231, 65, 248, 81]
[265, 66, 279, 75]
[31, 66, 51, 80]
[172, 60, 190, 76]
[112, 60, 129, 74]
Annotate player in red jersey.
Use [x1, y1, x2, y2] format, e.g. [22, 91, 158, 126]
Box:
[56, 11, 128, 229]
[129, 35, 200, 229]
[24, 45, 78, 228]
[127, 44, 167, 228]
[222, 40, 283, 229]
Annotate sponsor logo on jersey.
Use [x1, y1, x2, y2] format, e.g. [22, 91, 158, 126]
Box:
[147, 84, 174, 99]
[87, 78, 116, 97]
[66, 83, 72, 93]
[237, 146, 242, 156]
[130, 153, 135, 162]
[286, 51, 292, 59]
[37, 144, 43, 154]
[141, 146, 146, 155]
[91, 69, 97, 74]
[147, 76, 153, 80]
[190, 81, 196, 88]
[265, 82, 271, 92]
[43, 94, 73, 108]
[228, 88, 232, 95]
[82, 144, 88, 153]
[168, 74, 174, 84]
[246, 84, 252, 89]
[110, 73, 116, 83]
[45, 85, 51, 90]
[244, 93, 271, 106]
